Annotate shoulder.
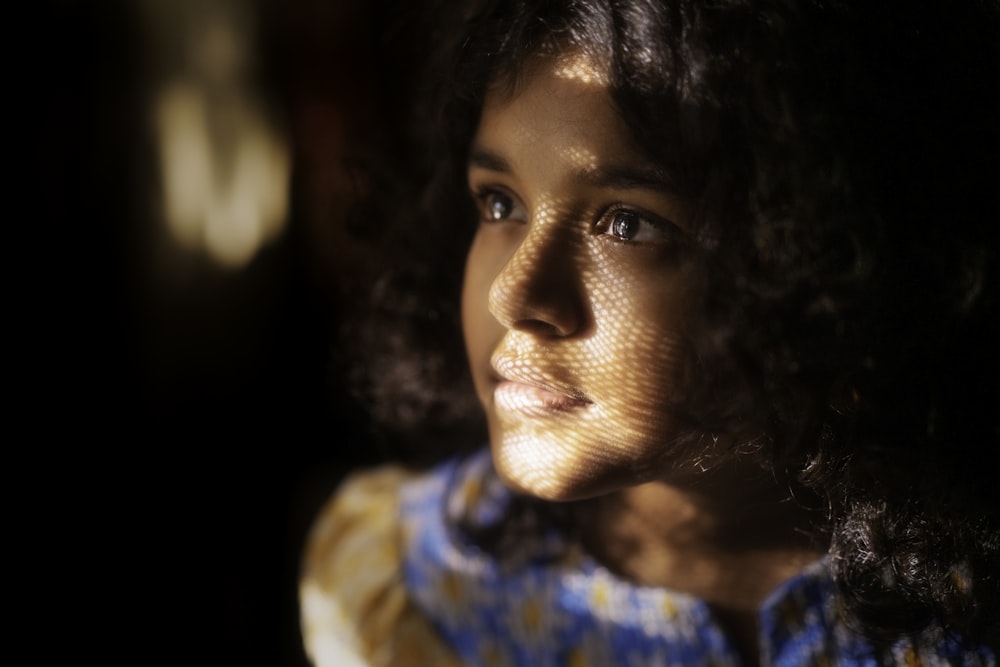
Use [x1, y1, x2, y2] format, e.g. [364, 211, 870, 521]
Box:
[299, 465, 461, 667]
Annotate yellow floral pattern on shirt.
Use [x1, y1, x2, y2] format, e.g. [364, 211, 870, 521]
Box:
[299, 466, 461, 667]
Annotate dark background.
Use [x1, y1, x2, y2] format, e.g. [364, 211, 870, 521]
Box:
[42, 1, 397, 663]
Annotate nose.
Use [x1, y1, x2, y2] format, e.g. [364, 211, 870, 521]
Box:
[487, 223, 584, 337]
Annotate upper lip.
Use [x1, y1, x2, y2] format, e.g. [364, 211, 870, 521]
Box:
[491, 353, 591, 403]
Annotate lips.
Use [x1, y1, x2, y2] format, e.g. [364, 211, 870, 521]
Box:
[491, 354, 591, 415]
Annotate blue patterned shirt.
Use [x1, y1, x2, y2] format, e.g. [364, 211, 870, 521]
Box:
[399, 450, 995, 667]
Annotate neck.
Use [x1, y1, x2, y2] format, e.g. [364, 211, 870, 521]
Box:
[580, 462, 824, 664]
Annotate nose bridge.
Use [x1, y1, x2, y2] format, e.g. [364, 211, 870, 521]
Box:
[488, 210, 584, 336]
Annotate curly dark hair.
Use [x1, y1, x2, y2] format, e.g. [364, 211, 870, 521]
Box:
[339, 0, 1000, 648]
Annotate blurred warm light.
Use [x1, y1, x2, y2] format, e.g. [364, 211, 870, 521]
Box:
[145, 0, 289, 269]
[156, 83, 289, 268]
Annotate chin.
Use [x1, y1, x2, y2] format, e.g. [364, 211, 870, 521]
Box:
[488, 428, 633, 503]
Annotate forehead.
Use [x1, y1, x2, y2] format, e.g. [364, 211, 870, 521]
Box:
[475, 53, 640, 166]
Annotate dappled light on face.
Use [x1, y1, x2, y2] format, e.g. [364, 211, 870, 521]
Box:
[463, 55, 713, 501]
[562, 146, 599, 174]
[486, 193, 583, 336]
[486, 197, 689, 498]
[469, 192, 698, 501]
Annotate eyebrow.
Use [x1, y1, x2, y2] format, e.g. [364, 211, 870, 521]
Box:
[468, 145, 677, 193]
[468, 147, 512, 173]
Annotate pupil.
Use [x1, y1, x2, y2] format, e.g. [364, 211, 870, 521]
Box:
[489, 194, 511, 220]
[612, 212, 638, 239]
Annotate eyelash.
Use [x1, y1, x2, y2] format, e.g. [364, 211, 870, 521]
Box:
[594, 204, 682, 244]
[470, 186, 681, 244]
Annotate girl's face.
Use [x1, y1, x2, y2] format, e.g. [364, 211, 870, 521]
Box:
[462, 53, 699, 501]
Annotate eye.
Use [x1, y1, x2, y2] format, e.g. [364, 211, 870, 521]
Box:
[608, 210, 640, 239]
[596, 207, 679, 244]
[473, 188, 528, 224]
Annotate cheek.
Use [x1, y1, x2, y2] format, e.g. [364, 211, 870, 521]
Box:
[582, 262, 686, 435]
[494, 265, 690, 500]
[461, 232, 506, 401]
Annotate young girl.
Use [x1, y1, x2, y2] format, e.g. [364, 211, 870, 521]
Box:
[301, 1, 1000, 665]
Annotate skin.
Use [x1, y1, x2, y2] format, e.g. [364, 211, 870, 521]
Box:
[463, 52, 696, 502]
[461, 53, 822, 663]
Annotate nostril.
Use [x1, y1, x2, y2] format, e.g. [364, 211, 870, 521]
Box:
[488, 270, 581, 337]
[512, 318, 565, 337]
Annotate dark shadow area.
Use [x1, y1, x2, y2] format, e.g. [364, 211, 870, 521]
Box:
[42, 1, 389, 663]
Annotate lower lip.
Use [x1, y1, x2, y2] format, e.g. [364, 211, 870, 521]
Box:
[493, 381, 589, 415]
